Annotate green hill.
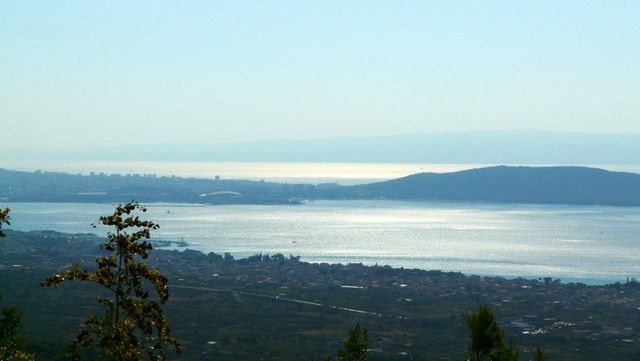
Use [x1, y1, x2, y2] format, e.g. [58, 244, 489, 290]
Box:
[350, 166, 640, 206]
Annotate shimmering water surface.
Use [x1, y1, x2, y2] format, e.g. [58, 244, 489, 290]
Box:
[8, 200, 640, 285]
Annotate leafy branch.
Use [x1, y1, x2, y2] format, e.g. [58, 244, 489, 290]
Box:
[42, 201, 180, 360]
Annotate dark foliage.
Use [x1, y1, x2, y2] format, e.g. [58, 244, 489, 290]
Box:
[0, 207, 10, 238]
[465, 305, 518, 361]
[326, 323, 369, 361]
[42, 201, 180, 360]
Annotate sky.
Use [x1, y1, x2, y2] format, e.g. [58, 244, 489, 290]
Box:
[1, 1, 639, 150]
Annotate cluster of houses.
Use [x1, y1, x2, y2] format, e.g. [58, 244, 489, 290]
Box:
[2, 230, 638, 350]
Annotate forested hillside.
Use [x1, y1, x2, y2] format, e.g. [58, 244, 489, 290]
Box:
[348, 166, 640, 206]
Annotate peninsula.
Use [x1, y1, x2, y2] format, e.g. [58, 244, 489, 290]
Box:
[1, 166, 638, 207]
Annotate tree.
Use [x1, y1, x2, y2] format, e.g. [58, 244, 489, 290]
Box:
[42, 201, 180, 360]
[465, 305, 518, 361]
[0, 296, 34, 361]
[0, 296, 22, 349]
[0, 207, 10, 238]
[0, 208, 34, 361]
[326, 323, 369, 361]
[532, 346, 547, 361]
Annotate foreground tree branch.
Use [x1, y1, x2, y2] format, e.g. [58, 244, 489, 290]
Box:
[42, 201, 180, 360]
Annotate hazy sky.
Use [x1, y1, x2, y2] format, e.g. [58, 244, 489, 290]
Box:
[2, 1, 639, 150]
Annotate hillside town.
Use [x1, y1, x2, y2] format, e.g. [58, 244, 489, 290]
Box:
[1, 230, 638, 360]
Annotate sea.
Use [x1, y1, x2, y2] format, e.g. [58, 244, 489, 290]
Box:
[3, 161, 640, 285]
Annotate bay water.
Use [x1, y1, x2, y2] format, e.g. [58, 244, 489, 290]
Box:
[7, 200, 640, 285]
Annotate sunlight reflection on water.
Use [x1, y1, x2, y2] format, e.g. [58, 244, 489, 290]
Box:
[7, 200, 640, 285]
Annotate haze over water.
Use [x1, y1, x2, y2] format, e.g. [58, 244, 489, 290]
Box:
[2, 161, 640, 185]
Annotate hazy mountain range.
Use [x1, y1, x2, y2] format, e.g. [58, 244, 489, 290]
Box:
[5, 130, 640, 164]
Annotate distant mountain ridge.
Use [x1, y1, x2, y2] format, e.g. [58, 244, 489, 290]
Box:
[4, 130, 640, 164]
[1, 165, 639, 207]
[349, 166, 640, 206]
